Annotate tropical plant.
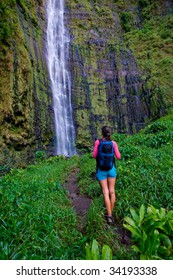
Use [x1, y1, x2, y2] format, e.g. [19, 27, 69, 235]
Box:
[123, 204, 173, 260]
[85, 239, 112, 260]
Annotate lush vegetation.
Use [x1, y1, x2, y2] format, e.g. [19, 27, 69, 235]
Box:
[0, 112, 173, 260]
[1, 0, 173, 167]
[85, 239, 112, 260]
[123, 13, 173, 107]
[124, 204, 173, 260]
[0, 0, 43, 44]
[0, 0, 53, 171]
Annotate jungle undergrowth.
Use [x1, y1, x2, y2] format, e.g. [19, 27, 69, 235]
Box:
[0, 112, 173, 259]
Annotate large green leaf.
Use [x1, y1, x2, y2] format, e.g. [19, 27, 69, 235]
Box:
[153, 220, 166, 230]
[160, 234, 172, 249]
[145, 230, 160, 256]
[138, 230, 147, 253]
[166, 210, 173, 219]
[91, 239, 100, 260]
[130, 208, 139, 224]
[102, 244, 112, 260]
[168, 219, 173, 232]
[85, 243, 92, 260]
[166, 210, 173, 233]
[124, 216, 139, 230]
[139, 204, 145, 224]
[158, 208, 166, 219]
[131, 245, 141, 253]
[142, 229, 148, 242]
[147, 205, 157, 215]
[123, 223, 142, 238]
[85, 240, 101, 260]
[142, 217, 155, 231]
[158, 246, 172, 257]
[140, 254, 147, 260]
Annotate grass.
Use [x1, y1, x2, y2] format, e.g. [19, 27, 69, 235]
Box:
[0, 156, 85, 259]
[78, 111, 173, 259]
[0, 112, 173, 259]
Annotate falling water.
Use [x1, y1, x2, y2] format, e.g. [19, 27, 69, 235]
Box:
[46, 0, 76, 156]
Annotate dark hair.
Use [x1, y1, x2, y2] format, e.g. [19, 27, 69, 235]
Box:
[102, 126, 111, 140]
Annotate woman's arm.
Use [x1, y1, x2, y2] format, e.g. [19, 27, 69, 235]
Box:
[112, 141, 121, 160]
[92, 139, 100, 158]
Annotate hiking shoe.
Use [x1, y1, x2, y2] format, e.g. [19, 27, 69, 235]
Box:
[105, 215, 114, 225]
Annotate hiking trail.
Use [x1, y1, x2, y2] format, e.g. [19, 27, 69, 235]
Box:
[63, 168, 91, 230]
[63, 167, 130, 245]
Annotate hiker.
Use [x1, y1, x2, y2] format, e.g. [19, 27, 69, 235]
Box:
[92, 126, 121, 225]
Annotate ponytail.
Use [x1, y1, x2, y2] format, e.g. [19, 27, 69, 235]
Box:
[102, 126, 111, 140]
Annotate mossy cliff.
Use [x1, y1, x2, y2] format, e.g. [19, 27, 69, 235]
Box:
[0, 0, 173, 168]
[66, 0, 173, 149]
[0, 0, 53, 169]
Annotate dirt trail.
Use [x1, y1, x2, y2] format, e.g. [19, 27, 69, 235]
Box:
[63, 168, 91, 229]
[63, 168, 130, 245]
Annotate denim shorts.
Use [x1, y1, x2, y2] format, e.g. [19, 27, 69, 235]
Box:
[96, 165, 117, 181]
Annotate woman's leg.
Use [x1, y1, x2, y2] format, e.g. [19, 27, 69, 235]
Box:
[99, 179, 112, 216]
[107, 177, 116, 212]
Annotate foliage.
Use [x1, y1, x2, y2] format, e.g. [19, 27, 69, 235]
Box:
[0, 0, 42, 45]
[120, 12, 133, 32]
[110, 113, 173, 218]
[144, 121, 168, 134]
[78, 113, 173, 259]
[0, 0, 16, 43]
[0, 157, 85, 259]
[35, 150, 46, 162]
[123, 13, 173, 107]
[0, 165, 10, 175]
[85, 239, 112, 260]
[0, 0, 173, 260]
[0, 113, 173, 260]
[138, 0, 157, 20]
[76, 153, 99, 198]
[144, 120, 172, 148]
[123, 204, 173, 260]
[149, 132, 173, 148]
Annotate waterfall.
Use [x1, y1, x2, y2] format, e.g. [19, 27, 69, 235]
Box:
[46, 0, 76, 156]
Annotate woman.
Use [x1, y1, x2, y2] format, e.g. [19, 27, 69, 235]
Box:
[92, 126, 121, 225]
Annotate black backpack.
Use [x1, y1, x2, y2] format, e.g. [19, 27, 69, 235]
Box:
[97, 140, 114, 171]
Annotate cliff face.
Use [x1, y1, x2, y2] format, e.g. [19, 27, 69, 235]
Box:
[66, 0, 173, 148]
[0, 0, 173, 168]
[0, 0, 54, 169]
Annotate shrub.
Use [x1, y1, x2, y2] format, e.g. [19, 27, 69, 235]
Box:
[120, 145, 141, 160]
[150, 132, 172, 148]
[123, 204, 173, 259]
[85, 239, 112, 260]
[145, 122, 167, 134]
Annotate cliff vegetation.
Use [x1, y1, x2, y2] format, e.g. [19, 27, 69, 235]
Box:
[66, 0, 173, 149]
[0, 0, 173, 167]
[0, 0, 53, 170]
